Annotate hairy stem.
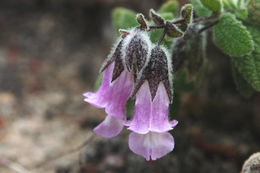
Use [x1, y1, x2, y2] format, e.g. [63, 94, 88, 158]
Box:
[148, 14, 218, 31]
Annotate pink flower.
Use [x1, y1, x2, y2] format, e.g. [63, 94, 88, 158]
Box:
[84, 40, 134, 138]
[127, 82, 178, 160]
[126, 45, 178, 160]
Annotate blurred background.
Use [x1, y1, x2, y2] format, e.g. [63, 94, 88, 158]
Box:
[0, 0, 259, 173]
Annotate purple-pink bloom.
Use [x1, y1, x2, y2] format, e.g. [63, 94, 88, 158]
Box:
[127, 81, 178, 160]
[84, 43, 134, 138]
[84, 62, 133, 120]
[125, 45, 178, 160]
[94, 115, 124, 138]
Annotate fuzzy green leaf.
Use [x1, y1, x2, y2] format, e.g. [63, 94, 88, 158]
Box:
[235, 8, 248, 20]
[136, 13, 148, 29]
[231, 61, 254, 98]
[213, 13, 254, 57]
[233, 55, 260, 91]
[158, 0, 179, 16]
[190, 0, 212, 17]
[150, 9, 165, 25]
[166, 22, 184, 38]
[112, 7, 138, 31]
[181, 4, 194, 24]
[222, 0, 237, 10]
[232, 25, 260, 91]
[200, 0, 223, 12]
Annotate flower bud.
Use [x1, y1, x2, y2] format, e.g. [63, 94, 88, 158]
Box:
[84, 37, 134, 138]
[127, 45, 177, 161]
[122, 29, 152, 78]
[100, 39, 125, 82]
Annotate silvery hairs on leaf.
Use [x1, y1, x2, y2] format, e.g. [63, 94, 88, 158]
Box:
[100, 38, 125, 82]
[180, 4, 193, 25]
[150, 9, 165, 25]
[132, 45, 173, 102]
[122, 28, 152, 78]
[177, 4, 193, 32]
[166, 21, 184, 38]
[136, 13, 149, 30]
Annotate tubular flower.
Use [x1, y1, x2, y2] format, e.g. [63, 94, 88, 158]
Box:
[83, 39, 133, 138]
[127, 45, 178, 160]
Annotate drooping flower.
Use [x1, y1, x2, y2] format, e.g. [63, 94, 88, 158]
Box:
[83, 25, 179, 160]
[83, 28, 152, 139]
[126, 45, 178, 160]
[83, 38, 133, 138]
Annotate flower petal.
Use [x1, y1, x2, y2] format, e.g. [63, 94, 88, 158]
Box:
[129, 132, 174, 161]
[127, 82, 177, 133]
[150, 83, 177, 132]
[104, 70, 133, 120]
[84, 62, 133, 120]
[127, 81, 151, 134]
[94, 115, 124, 138]
[83, 63, 114, 108]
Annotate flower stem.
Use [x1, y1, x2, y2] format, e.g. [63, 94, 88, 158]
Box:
[148, 14, 218, 32]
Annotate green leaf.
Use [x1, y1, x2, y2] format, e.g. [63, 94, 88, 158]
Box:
[232, 25, 260, 91]
[158, 0, 179, 16]
[150, 9, 165, 25]
[200, 0, 223, 12]
[222, 0, 249, 20]
[222, 0, 237, 10]
[166, 22, 184, 38]
[136, 13, 148, 29]
[235, 8, 248, 20]
[181, 4, 193, 24]
[112, 7, 138, 31]
[213, 13, 254, 57]
[231, 61, 254, 98]
[190, 0, 212, 17]
[233, 55, 260, 91]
